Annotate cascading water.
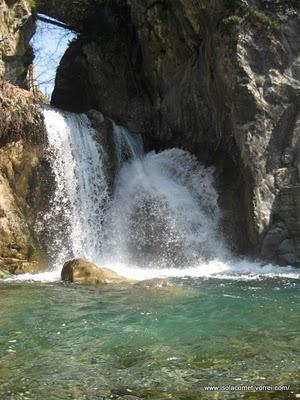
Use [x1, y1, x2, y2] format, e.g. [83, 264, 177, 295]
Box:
[29, 108, 299, 281]
[40, 110, 227, 271]
[40, 107, 109, 268]
[112, 122, 144, 166]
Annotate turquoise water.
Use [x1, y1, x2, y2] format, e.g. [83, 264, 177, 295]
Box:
[0, 278, 299, 400]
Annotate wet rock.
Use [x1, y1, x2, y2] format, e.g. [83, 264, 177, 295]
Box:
[61, 258, 127, 285]
[275, 186, 300, 265]
[278, 253, 299, 266]
[261, 222, 289, 258]
[86, 110, 116, 190]
[261, 223, 300, 266]
[278, 239, 296, 255]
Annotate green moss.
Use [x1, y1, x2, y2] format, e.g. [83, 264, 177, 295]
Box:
[27, 0, 36, 9]
[250, 8, 278, 29]
[221, 14, 242, 35]
[223, 15, 242, 27]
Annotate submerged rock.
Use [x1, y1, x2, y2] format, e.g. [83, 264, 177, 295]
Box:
[61, 258, 127, 285]
[133, 278, 174, 289]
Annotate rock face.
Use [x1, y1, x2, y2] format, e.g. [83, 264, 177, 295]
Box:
[0, 1, 52, 274]
[87, 109, 118, 189]
[61, 258, 127, 285]
[0, 80, 48, 274]
[49, 0, 300, 266]
[51, 2, 152, 134]
[0, 0, 35, 88]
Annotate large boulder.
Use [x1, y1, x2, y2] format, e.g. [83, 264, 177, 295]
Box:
[61, 258, 127, 285]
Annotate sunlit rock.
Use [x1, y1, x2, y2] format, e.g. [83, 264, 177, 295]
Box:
[61, 258, 127, 285]
[0, 82, 48, 275]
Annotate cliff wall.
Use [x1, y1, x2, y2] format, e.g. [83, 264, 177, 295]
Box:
[0, 1, 47, 274]
[47, 0, 300, 265]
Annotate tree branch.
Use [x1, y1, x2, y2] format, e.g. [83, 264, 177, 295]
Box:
[37, 15, 79, 32]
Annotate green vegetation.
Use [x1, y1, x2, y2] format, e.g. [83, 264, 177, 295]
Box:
[221, 2, 278, 34]
[222, 15, 242, 28]
[228, 3, 279, 31]
[27, 0, 36, 8]
[247, 7, 278, 29]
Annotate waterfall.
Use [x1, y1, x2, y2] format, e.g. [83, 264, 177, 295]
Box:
[40, 110, 227, 271]
[101, 127, 229, 270]
[17, 108, 300, 282]
[112, 122, 144, 167]
[41, 107, 109, 268]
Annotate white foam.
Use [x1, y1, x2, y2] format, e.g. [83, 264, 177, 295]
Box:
[98, 258, 300, 281]
[3, 259, 299, 283]
[3, 270, 61, 283]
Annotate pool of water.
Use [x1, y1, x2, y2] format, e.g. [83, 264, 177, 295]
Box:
[0, 277, 299, 399]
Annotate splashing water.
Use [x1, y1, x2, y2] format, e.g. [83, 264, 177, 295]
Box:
[101, 147, 229, 269]
[21, 111, 299, 282]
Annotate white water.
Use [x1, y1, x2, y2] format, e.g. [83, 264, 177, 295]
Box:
[37, 107, 109, 268]
[101, 148, 228, 269]
[9, 108, 300, 282]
